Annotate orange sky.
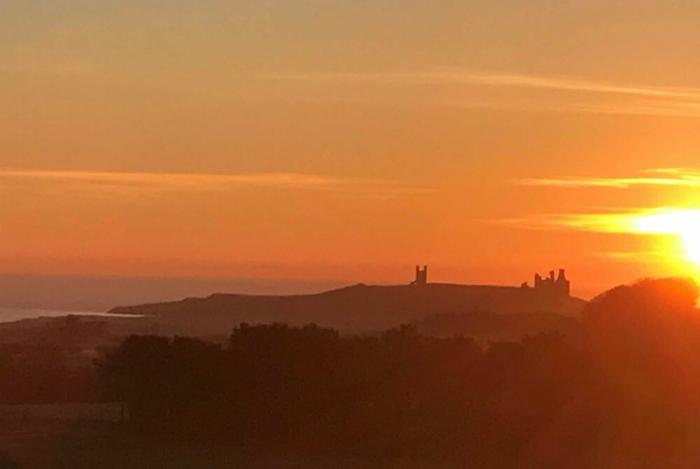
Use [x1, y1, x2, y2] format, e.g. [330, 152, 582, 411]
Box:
[3, 1, 700, 300]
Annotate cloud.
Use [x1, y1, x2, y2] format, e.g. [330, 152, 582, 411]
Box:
[600, 249, 669, 261]
[509, 167, 700, 232]
[277, 71, 700, 118]
[503, 207, 700, 241]
[520, 168, 700, 189]
[447, 73, 700, 101]
[497, 212, 637, 233]
[571, 101, 700, 119]
[280, 71, 700, 99]
[0, 168, 431, 198]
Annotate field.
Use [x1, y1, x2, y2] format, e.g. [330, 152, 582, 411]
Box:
[0, 403, 451, 469]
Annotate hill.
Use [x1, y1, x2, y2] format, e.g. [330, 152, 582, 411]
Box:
[110, 282, 587, 336]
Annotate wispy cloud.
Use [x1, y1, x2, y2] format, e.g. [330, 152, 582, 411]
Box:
[571, 101, 700, 119]
[503, 207, 700, 239]
[277, 71, 700, 118]
[287, 71, 700, 100]
[520, 168, 700, 189]
[497, 212, 638, 232]
[601, 249, 670, 261]
[0, 168, 431, 198]
[513, 168, 700, 232]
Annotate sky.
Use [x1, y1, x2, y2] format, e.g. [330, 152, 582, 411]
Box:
[3, 0, 700, 306]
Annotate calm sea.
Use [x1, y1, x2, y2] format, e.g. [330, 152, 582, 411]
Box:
[0, 308, 141, 324]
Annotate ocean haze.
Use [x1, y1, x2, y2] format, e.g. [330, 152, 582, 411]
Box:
[0, 308, 141, 324]
[0, 274, 345, 312]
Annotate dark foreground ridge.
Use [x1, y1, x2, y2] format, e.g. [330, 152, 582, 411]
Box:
[110, 267, 586, 335]
[1, 278, 696, 468]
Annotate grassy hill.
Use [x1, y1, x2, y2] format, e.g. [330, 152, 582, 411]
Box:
[110, 282, 586, 335]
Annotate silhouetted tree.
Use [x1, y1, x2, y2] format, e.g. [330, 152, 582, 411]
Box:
[94, 278, 700, 468]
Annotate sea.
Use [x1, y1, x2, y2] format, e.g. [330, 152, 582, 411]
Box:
[0, 308, 141, 324]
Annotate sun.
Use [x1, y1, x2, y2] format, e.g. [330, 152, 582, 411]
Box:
[682, 229, 700, 266]
[630, 209, 700, 266]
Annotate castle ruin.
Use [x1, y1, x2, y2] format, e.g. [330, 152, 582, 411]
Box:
[411, 265, 428, 286]
[529, 269, 570, 297]
[410, 265, 571, 298]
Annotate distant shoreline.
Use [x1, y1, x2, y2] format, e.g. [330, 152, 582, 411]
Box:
[0, 308, 143, 324]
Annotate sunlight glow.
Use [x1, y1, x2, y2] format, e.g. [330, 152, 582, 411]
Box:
[546, 208, 700, 274]
[630, 209, 700, 265]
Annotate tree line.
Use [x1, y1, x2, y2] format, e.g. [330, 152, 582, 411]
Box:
[96, 278, 700, 468]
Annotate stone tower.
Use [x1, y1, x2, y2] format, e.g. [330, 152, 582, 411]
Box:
[533, 268, 570, 297]
[412, 265, 428, 286]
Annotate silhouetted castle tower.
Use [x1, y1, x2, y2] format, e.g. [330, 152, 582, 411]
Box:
[408, 265, 570, 297]
[533, 268, 570, 297]
[411, 265, 428, 286]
